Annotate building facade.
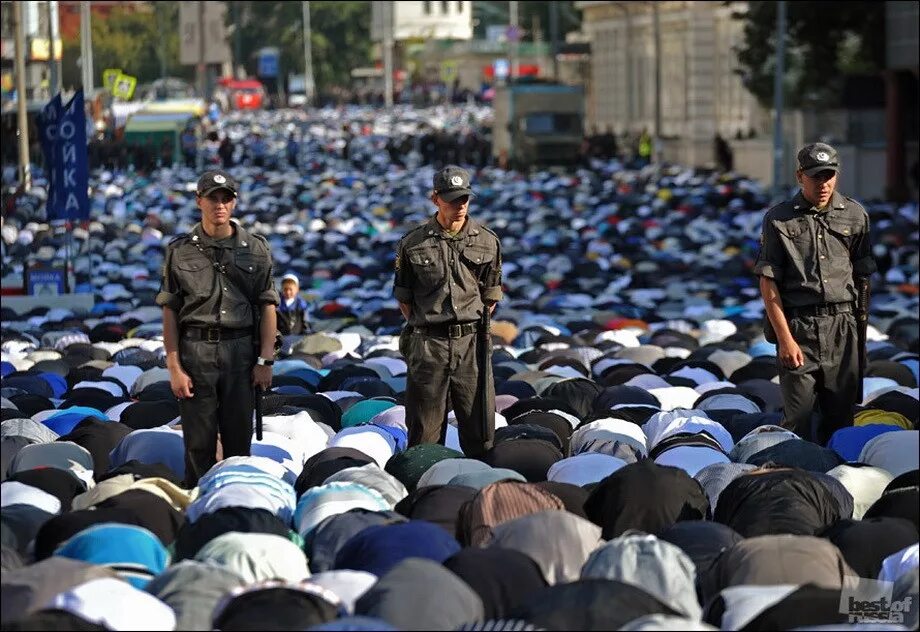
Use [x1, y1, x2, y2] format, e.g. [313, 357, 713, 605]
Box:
[576, 1, 762, 166]
[1, 0, 62, 101]
[371, 1, 473, 42]
[885, 0, 919, 201]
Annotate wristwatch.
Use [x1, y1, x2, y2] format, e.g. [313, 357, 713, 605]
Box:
[255, 357, 274, 367]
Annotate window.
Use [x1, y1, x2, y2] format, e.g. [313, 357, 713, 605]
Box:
[423, 1, 431, 15]
[523, 113, 582, 135]
[442, 1, 450, 14]
[457, 1, 464, 12]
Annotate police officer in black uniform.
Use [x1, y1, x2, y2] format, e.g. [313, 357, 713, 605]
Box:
[156, 169, 279, 486]
[394, 166, 502, 457]
[755, 143, 876, 444]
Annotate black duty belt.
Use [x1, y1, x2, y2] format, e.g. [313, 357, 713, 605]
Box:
[183, 326, 252, 342]
[786, 302, 854, 318]
[414, 322, 479, 338]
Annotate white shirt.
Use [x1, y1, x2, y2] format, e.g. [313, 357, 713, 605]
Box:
[548, 453, 628, 487]
[46, 577, 177, 631]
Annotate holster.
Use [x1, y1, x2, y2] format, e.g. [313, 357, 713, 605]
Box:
[399, 324, 414, 358]
[856, 277, 871, 398]
[252, 307, 282, 361]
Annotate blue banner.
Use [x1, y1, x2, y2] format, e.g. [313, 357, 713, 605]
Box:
[52, 90, 90, 221]
[36, 94, 63, 219]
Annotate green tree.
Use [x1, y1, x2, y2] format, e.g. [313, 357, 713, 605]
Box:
[732, 1, 885, 109]
[473, 1, 581, 42]
[228, 1, 372, 93]
[60, 2, 188, 91]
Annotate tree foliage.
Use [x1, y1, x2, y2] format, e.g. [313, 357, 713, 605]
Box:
[61, 3, 189, 91]
[229, 1, 373, 92]
[473, 1, 581, 42]
[732, 1, 886, 109]
[60, 1, 369, 93]
[57, 1, 584, 95]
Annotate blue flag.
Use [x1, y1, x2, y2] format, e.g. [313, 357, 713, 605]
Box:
[51, 90, 90, 221]
[36, 94, 63, 219]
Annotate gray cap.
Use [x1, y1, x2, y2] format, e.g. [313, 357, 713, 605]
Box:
[797, 142, 839, 177]
[433, 165, 474, 202]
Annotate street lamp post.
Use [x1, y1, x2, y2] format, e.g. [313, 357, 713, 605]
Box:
[383, 1, 394, 108]
[80, 1, 94, 92]
[652, 1, 662, 164]
[772, 1, 786, 200]
[13, 0, 31, 191]
[46, 1, 59, 96]
[549, 1, 559, 82]
[302, 1, 315, 106]
[197, 1, 206, 101]
[509, 0, 519, 81]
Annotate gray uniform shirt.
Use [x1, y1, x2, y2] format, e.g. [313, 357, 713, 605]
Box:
[156, 222, 279, 328]
[754, 190, 876, 308]
[393, 215, 502, 328]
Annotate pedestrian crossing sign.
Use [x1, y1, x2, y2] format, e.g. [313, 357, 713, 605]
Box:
[112, 73, 137, 100]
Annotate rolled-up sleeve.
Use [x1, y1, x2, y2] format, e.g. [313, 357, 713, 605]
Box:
[851, 211, 877, 278]
[482, 243, 503, 303]
[155, 248, 183, 312]
[257, 262, 280, 306]
[393, 239, 414, 304]
[752, 217, 784, 281]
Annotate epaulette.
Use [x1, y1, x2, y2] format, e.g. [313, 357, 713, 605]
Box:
[764, 199, 791, 216]
[479, 224, 501, 241]
[398, 223, 428, 245]
[249, 232, 269, 246]
[167, 233, 189, 246]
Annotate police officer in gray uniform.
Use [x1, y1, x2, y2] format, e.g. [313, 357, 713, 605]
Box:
[755, 143, 876, 444]
[394, 166, 502, 457]
[156, 169, 279, 486]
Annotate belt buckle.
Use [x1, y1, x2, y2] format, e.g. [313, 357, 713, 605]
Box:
[448, 324, 462, 338]
[206, 327, 221, 342]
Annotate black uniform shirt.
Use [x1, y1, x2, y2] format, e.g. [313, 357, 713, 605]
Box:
[156, 221, 279, 328]
[754, 190, 876, 308]
[393, 215, 502, 328]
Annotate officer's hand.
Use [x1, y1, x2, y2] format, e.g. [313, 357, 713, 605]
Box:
[170, 368, 194, 399]
[252, 364, 272, 390]
[778, 340, 805, 370]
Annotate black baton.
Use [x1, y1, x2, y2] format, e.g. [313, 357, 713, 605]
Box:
[856, 277, 871, 401]
[254, 385, 263, 441]
[479, 305, 492, 440]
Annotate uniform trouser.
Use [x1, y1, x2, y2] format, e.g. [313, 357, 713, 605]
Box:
[178, 334, 254, 486]
[779, 312, 860, 445]
[404, 330, 495, 458]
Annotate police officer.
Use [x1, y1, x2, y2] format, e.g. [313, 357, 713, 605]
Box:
[156, 169, 279, 487]
[394, 165, 502, 457]
[755, 143, 876, 444]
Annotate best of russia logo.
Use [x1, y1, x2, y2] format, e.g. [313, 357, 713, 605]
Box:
[841, 578, 915, 624]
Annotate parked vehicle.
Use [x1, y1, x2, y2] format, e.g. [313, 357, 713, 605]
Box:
[287, 74, 309, 107]
[491, 82, 585, 169]
[217, 78, 267, 111]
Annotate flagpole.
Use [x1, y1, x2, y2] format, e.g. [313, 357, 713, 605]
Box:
[46, 1, 59, 96]
[80, 1, 94, 92]
[66, 221, 73, 292]
[13, 0, 32, 192]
